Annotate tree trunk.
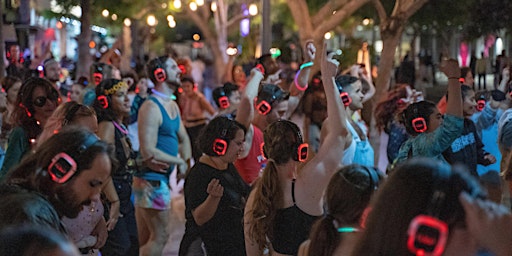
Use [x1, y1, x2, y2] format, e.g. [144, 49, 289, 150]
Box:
[76, 0, 92, 79]
[0, 0, 5, 79]
[375, 27, 405, 99]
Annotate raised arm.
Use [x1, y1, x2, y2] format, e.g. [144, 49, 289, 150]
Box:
[236, 67, 264, 158]
[286, 41, 316, 118]
[443, 59, 463, 118]
[300, 43, 348, 201]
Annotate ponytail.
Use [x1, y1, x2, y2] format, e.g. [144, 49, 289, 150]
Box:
[248, 159, 283, 251]
[308, 214, 340, 256]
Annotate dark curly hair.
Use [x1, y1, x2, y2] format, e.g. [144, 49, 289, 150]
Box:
[196, 116, 246, 157]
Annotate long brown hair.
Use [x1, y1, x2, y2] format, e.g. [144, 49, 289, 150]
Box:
[247, 120, 300, 251]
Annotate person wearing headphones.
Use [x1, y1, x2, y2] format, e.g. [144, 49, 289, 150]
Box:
[136, 56, 192, 256]
[244, 45, 349, 256]
[180, 116, 250, 255]
[212, 82, 241, 118]
[298, 164, 384, 256]
[395, 59, 463, 165]
[351, 158, 512, 256]
[0, 127, 114, 235]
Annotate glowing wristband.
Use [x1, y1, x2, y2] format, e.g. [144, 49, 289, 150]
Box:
[300, 61, 313, 70]
[294, 70, 308, 91]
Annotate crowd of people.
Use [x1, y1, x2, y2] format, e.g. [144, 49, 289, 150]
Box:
[1, 38, 512, 256]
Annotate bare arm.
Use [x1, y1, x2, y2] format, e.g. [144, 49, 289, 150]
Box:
[191, 179, 223, 226]
[199, 94, 216, 116]
[442, 59, 463, 117]
[299, 44, 348, 207]
[138, 101, 186, 168]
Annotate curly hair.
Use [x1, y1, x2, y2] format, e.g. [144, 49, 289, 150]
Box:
[374, 84, 411, 132]
[248, 120, 302, 251]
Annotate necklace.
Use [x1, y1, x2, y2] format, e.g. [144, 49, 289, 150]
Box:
[112, 121, 128, 135]
[151, 89, 176, 101]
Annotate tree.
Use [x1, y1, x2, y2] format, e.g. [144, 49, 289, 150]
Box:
[175, 0, 257, 84]
[76, 0, 92, 78]
[372, 0, 429, 95]
[286, 0, 373, 62]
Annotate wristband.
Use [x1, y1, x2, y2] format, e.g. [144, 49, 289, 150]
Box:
[447, 77, 459, 80]
[294, 70, 308, 91]
[300, 61, 313, 70]
[110, 199, 120, 203]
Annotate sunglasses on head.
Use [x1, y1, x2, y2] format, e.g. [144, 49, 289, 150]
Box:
[32, 91, 59, 107]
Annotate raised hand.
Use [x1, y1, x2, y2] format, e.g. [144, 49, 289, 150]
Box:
[207, 178, 224, 198]
[321, 43, 340, 79]
[304, 40, 316, 62]
[439, 58, 460, 79]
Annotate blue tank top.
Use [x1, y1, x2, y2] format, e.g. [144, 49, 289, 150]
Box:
[135, 97, 180, 182]
[271, 179, 319, 255]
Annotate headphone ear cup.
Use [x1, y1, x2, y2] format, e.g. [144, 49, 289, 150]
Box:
[154, 67, 167, 83]
[407, 215, 449, 256]
[47, 152, 78, 183]
[340, 92, 352, 106]
[218, 96, 230, 109]
[97, 95, 109, 109]
[256, 99, 272, 115]
[213, 138, 228, 156]
[412, 117, 428, 133]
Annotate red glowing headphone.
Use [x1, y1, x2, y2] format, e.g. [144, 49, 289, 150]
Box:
[407, 166, 451, 256]
[93, 73, 103, 86]
[340, 92, 352, 106]
[279, 120, 308, 162]
[97, 95, 109, 109]
[411, 105, 428, 133]
[212, 120, 234, 156]
[47, 133, 99, 183]
[217, 88, 230, 109]
[476, 95, 486, 112]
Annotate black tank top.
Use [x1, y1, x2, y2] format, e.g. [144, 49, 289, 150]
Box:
[271, 179, 319, 255]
